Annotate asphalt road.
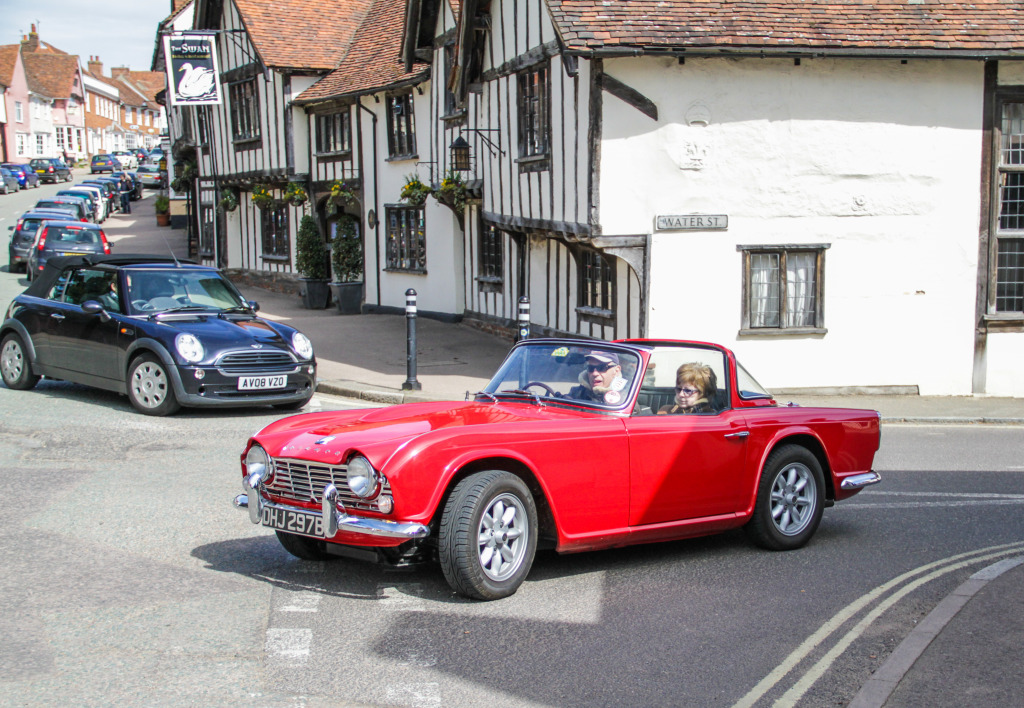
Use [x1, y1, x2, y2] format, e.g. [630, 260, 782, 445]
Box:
[3, 193, 1024, 707]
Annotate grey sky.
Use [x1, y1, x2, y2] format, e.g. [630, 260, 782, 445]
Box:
[1, 0, 172, 73]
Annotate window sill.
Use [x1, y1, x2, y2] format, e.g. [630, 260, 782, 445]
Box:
[983, 313, 1024, 332]
[384, 267, 427, 275]
[315, 150, 351, 162]
[233, 138, 260, 151]
[738, 327, 827, 337]
[386, 153, 419, 163]
[441, 109, 467, 125]
[517, 153, 550, 173]
[261, 254, 290, 263]
[576, 305, 614, 321]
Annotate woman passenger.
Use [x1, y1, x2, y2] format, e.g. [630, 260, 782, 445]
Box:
[659, 362, 717, 414]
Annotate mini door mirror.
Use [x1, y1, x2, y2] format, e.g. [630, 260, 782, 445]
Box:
[81, 300, 111, 323]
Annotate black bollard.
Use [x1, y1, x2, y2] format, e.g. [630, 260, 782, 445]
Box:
[402, 288, 422, 391]
[516, 295, 530, 342]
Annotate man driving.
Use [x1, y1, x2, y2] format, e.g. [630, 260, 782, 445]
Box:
[567, 351, 629, 405]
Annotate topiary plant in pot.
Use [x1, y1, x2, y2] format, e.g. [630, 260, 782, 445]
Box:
[294, 214, 331, 309]
[329, 213, 363, 314]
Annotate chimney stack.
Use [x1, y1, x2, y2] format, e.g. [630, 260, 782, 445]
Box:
[88, 56, 104, 77]
[23, 23, 40, 52]
[111, 66, 130, 79]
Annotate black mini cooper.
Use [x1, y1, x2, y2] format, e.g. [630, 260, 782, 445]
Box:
[0, 255, 317, 415]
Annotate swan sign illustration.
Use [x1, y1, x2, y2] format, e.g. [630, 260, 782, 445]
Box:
[163, 34, 222, 106]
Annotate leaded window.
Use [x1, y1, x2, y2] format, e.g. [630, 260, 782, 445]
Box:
[199, 204, 215, 258]
[517, 63, 550, 168]
[577, 247, 615, 317]
[386, 92, 416, 158]
[261, 205, 289, 259]
[995, 99, 1024, 313]
[386, 206, 425, 272]
[229, 79, 260, 142]
[739, 246, 827, 332]
[315, 111, 351, 155]
[478, 224, 503, 282]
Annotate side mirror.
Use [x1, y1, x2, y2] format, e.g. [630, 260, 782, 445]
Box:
[81, 300, 111, 323]
[248, 300, 260, 312]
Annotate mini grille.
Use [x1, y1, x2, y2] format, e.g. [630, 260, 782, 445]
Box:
[267, 458, 389, 511]
[218, 350, 296, 372]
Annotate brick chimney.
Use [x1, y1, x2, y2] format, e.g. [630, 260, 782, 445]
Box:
[22, 24, 40, 52]
[111, 66, 130, 79]
[88, 56, 104, 77]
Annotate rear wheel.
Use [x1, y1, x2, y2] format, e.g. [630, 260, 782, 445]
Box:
[745, 445, 825, 551]
[439, 470, 538, 600]
[1, 333, 40, 390]
[127, 354, 180, 416]
[275, 530, 337, 561]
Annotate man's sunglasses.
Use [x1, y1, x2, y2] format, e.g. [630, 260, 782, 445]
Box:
[586, 363, 615, 373]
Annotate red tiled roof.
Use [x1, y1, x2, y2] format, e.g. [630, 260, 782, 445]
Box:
[547, 1, 1024, 55]
[234, 0, 376, 70]
[296, 0, 427, 102]
[0, 45, 19, 87]
[23, 52, 80, 98]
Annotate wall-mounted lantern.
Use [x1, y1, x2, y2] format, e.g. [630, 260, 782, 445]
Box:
[450, 136, 471, 171]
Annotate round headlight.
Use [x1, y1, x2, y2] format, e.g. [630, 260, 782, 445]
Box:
[175, 333, 204, 363]
[292, 332, 313, 360]
[244, 443, 273, 484]
[346, 456, 380, 499]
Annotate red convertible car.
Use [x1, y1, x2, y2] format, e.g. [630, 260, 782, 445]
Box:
[234, 339, 881, 600]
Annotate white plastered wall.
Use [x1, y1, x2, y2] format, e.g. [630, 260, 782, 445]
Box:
[599, 56, 984, 395]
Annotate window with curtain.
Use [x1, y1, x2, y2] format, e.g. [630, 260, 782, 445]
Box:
[740, 246, 827, 333]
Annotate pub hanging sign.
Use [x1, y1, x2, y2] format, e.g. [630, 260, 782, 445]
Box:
[163, 33, 222, 106]
[655, 214, 728, 231]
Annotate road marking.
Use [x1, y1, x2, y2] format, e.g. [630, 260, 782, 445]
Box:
[732, 541, 1024, 708]
[378, 583, 428, 612]
[276, 591, 321, 613]
[265, 628, 312, 665]
[844, 491, 1024, 509]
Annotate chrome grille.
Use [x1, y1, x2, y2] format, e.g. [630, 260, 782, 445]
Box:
[217, 350, 297, 374]
[268, 458, 389, 511]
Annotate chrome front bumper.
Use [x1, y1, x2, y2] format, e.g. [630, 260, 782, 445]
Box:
[233, 471, 430, 541]
[840, 471, 882, 490]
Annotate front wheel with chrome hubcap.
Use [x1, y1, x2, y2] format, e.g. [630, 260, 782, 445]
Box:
[745, 445, 825, 551]
[439, 470, 538, 600]
[1, 333, 40, 390]
[127, 353, 180, 416]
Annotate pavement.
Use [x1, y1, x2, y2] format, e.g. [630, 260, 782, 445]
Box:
[96, 176, 1024, 708]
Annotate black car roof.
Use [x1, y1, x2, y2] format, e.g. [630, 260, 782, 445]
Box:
[23, 254, 202, 299]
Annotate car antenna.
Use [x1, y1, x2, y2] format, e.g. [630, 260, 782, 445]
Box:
[155, 229, 181, 266]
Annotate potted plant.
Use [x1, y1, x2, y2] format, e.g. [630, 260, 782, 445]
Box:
[219, 186, 239, 212]
[435, 170, 468, 213]
[251, 184, 275, 210]
[294, 214, 331, 309]
[329, 214, 363, 315]
[154, 195, 171, 226]
[285, 181, 308, 207]
[400, 174, 432, 206]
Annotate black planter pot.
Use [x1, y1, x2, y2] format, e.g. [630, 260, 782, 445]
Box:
[330, 281, 363, 315]
[300, 278, 331, 309]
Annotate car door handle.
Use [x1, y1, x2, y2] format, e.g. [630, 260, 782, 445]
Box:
[724, 431, 749, 439]
[50, 313, 65, 320]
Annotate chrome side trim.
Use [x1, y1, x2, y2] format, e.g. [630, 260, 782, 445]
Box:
[840, 471, 882, 490]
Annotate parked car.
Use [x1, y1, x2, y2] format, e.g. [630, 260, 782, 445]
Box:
[230, 338, 882, 600]
[112, 151, 138, 169]
[135, 165, 166, 189]
[0, 167, 20, 194]
[111, 171, 143, 200]
[80, 180, 120, 213]
[24, 221, 111, 280]
[133, 148, 150, 163]
[90, 155, 121, 174]
[1, 163, 39, 189]
[1, 255, 317, 416]
[30, 158, 72, 183]
[6, 209, 80, 272]
[34, 196, 92, 222]
[57, 188, 105, 221]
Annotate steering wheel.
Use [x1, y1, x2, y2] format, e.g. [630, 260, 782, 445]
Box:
[523, 381, 557, 397]
[131, 299, 154, 311]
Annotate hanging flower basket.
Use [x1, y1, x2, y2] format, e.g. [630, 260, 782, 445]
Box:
[285, 181, 308, 207]
[400, 174, 432, 206]
[251, 184, 276, 210]
[219, 186, 239, 212]
[326, 180, 358, 215]
[434, 170, 467, 214]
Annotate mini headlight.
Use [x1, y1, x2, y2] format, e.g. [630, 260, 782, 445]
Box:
[346, 456, 380, 499]
[244, 443, 274, 484]
[175, 333, 204, 363]
[292, 332, 313, 360]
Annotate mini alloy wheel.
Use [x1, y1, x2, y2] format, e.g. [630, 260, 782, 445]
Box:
[127, 354, 180, 416]
[1, 333, 40, 390]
